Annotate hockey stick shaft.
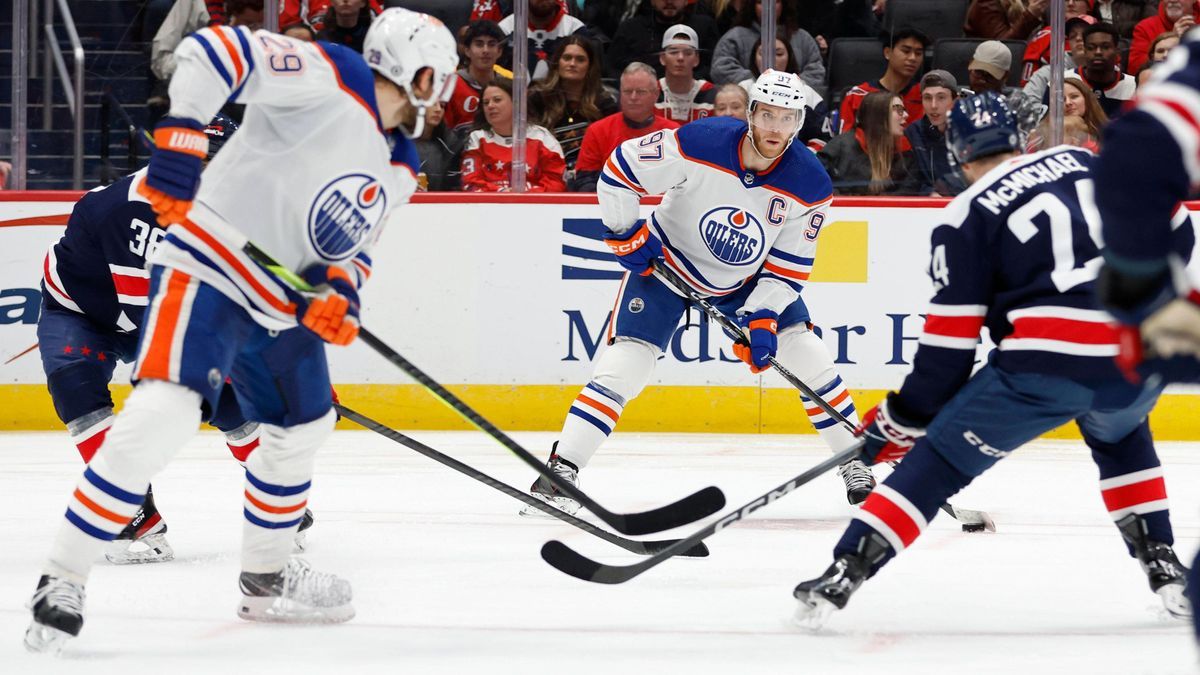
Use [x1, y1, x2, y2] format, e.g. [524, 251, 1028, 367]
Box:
[241, 241, 725, 536]
[650, 261, 992, 529]
[541, 443, 863, 584]
[335, 404, 708, 557]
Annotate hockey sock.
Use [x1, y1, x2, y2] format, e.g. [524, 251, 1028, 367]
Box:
[47, 381, 201, 581]
[802, 374, 860, 453]
[1087, 421, 1173, 551]
[224, 421, 262, 465]
[775, 327, 860, 453]
[67, 408, 114, 463]
[554, 340, 655, 470]
[835, 443, 976, 576]
[241, 411, 332, 574]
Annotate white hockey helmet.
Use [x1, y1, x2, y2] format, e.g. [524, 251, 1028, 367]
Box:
[746, 70, 806, 159]
[364, 8, 459, 135]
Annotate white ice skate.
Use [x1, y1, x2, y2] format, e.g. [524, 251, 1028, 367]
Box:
[792, 593, 838, 631]
[519, 452, 581, 518]
[24, 575, 86, 654]
[237, 558, 354, 624]
[1157, 583, 1192, 619]
[105, 520, 174, 565]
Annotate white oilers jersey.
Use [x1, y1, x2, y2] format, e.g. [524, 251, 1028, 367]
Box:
[598, 116, 833, 315]
[154, 26, 418, 329]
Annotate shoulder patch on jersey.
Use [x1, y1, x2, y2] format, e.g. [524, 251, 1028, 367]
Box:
[314, 42, 384, 132]
[306, 173, 389, 262]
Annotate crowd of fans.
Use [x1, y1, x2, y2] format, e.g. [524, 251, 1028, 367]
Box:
[143, 0, 1196, 196]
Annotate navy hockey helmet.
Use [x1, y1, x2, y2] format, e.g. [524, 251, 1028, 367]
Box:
[203, 113, 239, 160]
[946, 91, 1020, 165]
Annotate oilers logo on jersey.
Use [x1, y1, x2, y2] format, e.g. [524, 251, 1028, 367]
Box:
[307, 173, 388, 262]
[700, 207, 763, 267]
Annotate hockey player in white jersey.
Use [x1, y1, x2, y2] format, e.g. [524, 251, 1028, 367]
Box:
[522, 70, 872, 516]
[24, 9, 458, 653]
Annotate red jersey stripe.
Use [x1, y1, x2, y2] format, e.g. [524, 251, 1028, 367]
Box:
[1102, 477, 1168, 512]
[1009, 316, 1118, 345]
[924, 314, 986, 339]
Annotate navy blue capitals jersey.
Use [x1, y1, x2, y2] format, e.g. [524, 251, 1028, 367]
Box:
[42, 169, 161, 333]
[894, 146, 1196, 425]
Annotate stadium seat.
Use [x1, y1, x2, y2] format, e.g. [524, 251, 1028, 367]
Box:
[932, 38, 1027, 87]
[827, 38, 889, 105]
[880, 0, 972, 42]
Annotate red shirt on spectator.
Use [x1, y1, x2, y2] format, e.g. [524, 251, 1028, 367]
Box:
[654, 78, 717, 124]
[837, 80, 923, 135]
[444, 71, 489, 131]
[207, 0, 381, 29]
[461, 125, 568, 192]
[574, 113, 681, 175]
[1129, 3, 1200, 75]
[471, 0, 568, 22]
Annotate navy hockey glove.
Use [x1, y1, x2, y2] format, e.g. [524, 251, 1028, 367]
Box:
[604, 221, 662, 276]
[857, 396, 924, 465]
[295, 265, 361, 346]
[138, 116, 208, 226]
[732, 310, 778, 373]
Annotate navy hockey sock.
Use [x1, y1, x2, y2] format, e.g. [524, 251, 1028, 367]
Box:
[1086, 421, 1173, 552]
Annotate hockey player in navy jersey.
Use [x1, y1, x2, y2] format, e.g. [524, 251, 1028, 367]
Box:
[520, 70, 875, 516]
[25, 8, 458, 653]
[1092, 35, 1200, 640]
[793, 92, 1192, 628]
[37, 115, 314, 567]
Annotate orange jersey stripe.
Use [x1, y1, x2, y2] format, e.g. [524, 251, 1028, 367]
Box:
[763, 260, 810, 281]
[73, 488, 131, 525]
[212, 28, 245, 85]
[604, 157, 644, 193]
[244, 490, 308, 514]
[805, 388, 851, 417]
[138, 270, 191, 381]
[180, 220, 296, 314]
[576, 394, 620, 423]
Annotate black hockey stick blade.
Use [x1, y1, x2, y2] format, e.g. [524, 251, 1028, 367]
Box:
[542, 445, 862, 584]
[335, 404, 709, 557]
[241, 240, 726, 537]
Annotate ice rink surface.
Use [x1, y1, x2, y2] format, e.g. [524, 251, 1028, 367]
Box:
[1, 429, 1197, 675]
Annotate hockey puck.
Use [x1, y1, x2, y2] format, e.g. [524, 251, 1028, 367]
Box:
[962, 523, 987, 533]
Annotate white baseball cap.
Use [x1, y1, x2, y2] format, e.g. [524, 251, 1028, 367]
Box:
[661, 24, 699, 51]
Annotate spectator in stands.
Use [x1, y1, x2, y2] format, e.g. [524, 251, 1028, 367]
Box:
[965, 0, 1049, 40]
[655, 25, 719, 123]
[837, 28, 928, 134]
[204, 0, 269, 27]
[1075, 22, 1137, 117]
[1148, 31, 1183, 63]
[529, 36, 619, 177]
[282, 21, 316, 41]
[710, 0, 825, 87]
[738, 36, 832, 150]
[1022, 14, 1094, 89]
[461, 79, 568, 192]
[446, 20, 506, 131]
[605, 0, 722, 80]
[499, 0, 592, 81]
[967, 40, 1014, 95]
[904, 70, 966, 197]
[152, 0, 212, 84]
[819, 91, 921, 196]
[317, 0, 374, 52]
[1061, 76, 1109, 138]
[415, 102, 465, 191]
[713, 83, 749, 119]
[1023, 9, 1095, 83]
[570, 62, 681, 192]
[1027, 107, 1104, 152]
[1090, 0, 1157, 40]
[1130, 0, 1200, 75]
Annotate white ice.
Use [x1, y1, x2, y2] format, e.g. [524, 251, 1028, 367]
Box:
[0, 430, 1197, 675]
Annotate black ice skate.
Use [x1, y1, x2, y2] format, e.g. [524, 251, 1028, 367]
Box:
[837, 459, 876, 505]
[106, 485, 173, 565]
[24, 575, 86, 654]
[238, 557, 354, 624]
[519, 443, 581, 517]
[1117, 514, 1192, 618]
[793, 534, 890, 629]
[292, 508, 315, 552]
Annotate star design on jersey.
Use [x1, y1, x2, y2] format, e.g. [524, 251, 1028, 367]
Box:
[494, 159, 507, 171]
[80, 346, 91, 356]
[96, 352, 107, 362]
[63, 345, 73, 354]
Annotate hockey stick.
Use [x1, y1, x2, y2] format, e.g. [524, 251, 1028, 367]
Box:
[541, 443, 863, 583]
[650, 261, 995, 533]
[335, 403, 709, 557]
[241, 241, 725, 536]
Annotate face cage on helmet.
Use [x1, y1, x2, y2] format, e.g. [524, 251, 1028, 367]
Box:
[745, 100, 803, 162]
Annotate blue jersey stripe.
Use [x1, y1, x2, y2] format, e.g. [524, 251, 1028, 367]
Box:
[614, 147, 644, 188]
[190, 32, 234, 88]
[245, 470, 311, 497]
[586, 381, 627, 407]
[600, 172, 640, 193]
[84, 467, 144, 505]
[768, 247, 815, 266]
[568, 407, 612, 434]
[244, 509, 306, 529]
[66, 508, 119, 540]
[761, 270, 804, 292]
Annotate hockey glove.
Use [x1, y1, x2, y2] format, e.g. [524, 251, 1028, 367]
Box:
[295, 265, 361, 346]
[604, 221, 663, 276]
[137, 116, 209, 226]
[732, 310, 778, 373]
[857, 396, 924, 465]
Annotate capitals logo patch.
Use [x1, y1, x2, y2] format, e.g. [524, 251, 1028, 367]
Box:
[698, 206, 764, 266]
[307, 173, 388, 262]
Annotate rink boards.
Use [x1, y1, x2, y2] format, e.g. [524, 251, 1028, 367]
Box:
[0, 192, 1196, 438]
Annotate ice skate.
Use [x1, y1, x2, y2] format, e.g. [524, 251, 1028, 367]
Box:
[793, 534, 888, 629]
[519, 445, 581, 517]
[237, 557, 354, 624]
[1117, 515, 1191, 618]
[292, 509, 315, 552]
[837, 459, 875, 505]
[24, 575, 86, 654]
[105, 487, 174, 564]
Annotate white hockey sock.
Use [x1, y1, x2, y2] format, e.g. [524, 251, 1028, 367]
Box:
[241, 410, 333, 574]
[776, 327, 861, 454]
[554, 339, 656, 470]
[47, 380, 202, 582]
